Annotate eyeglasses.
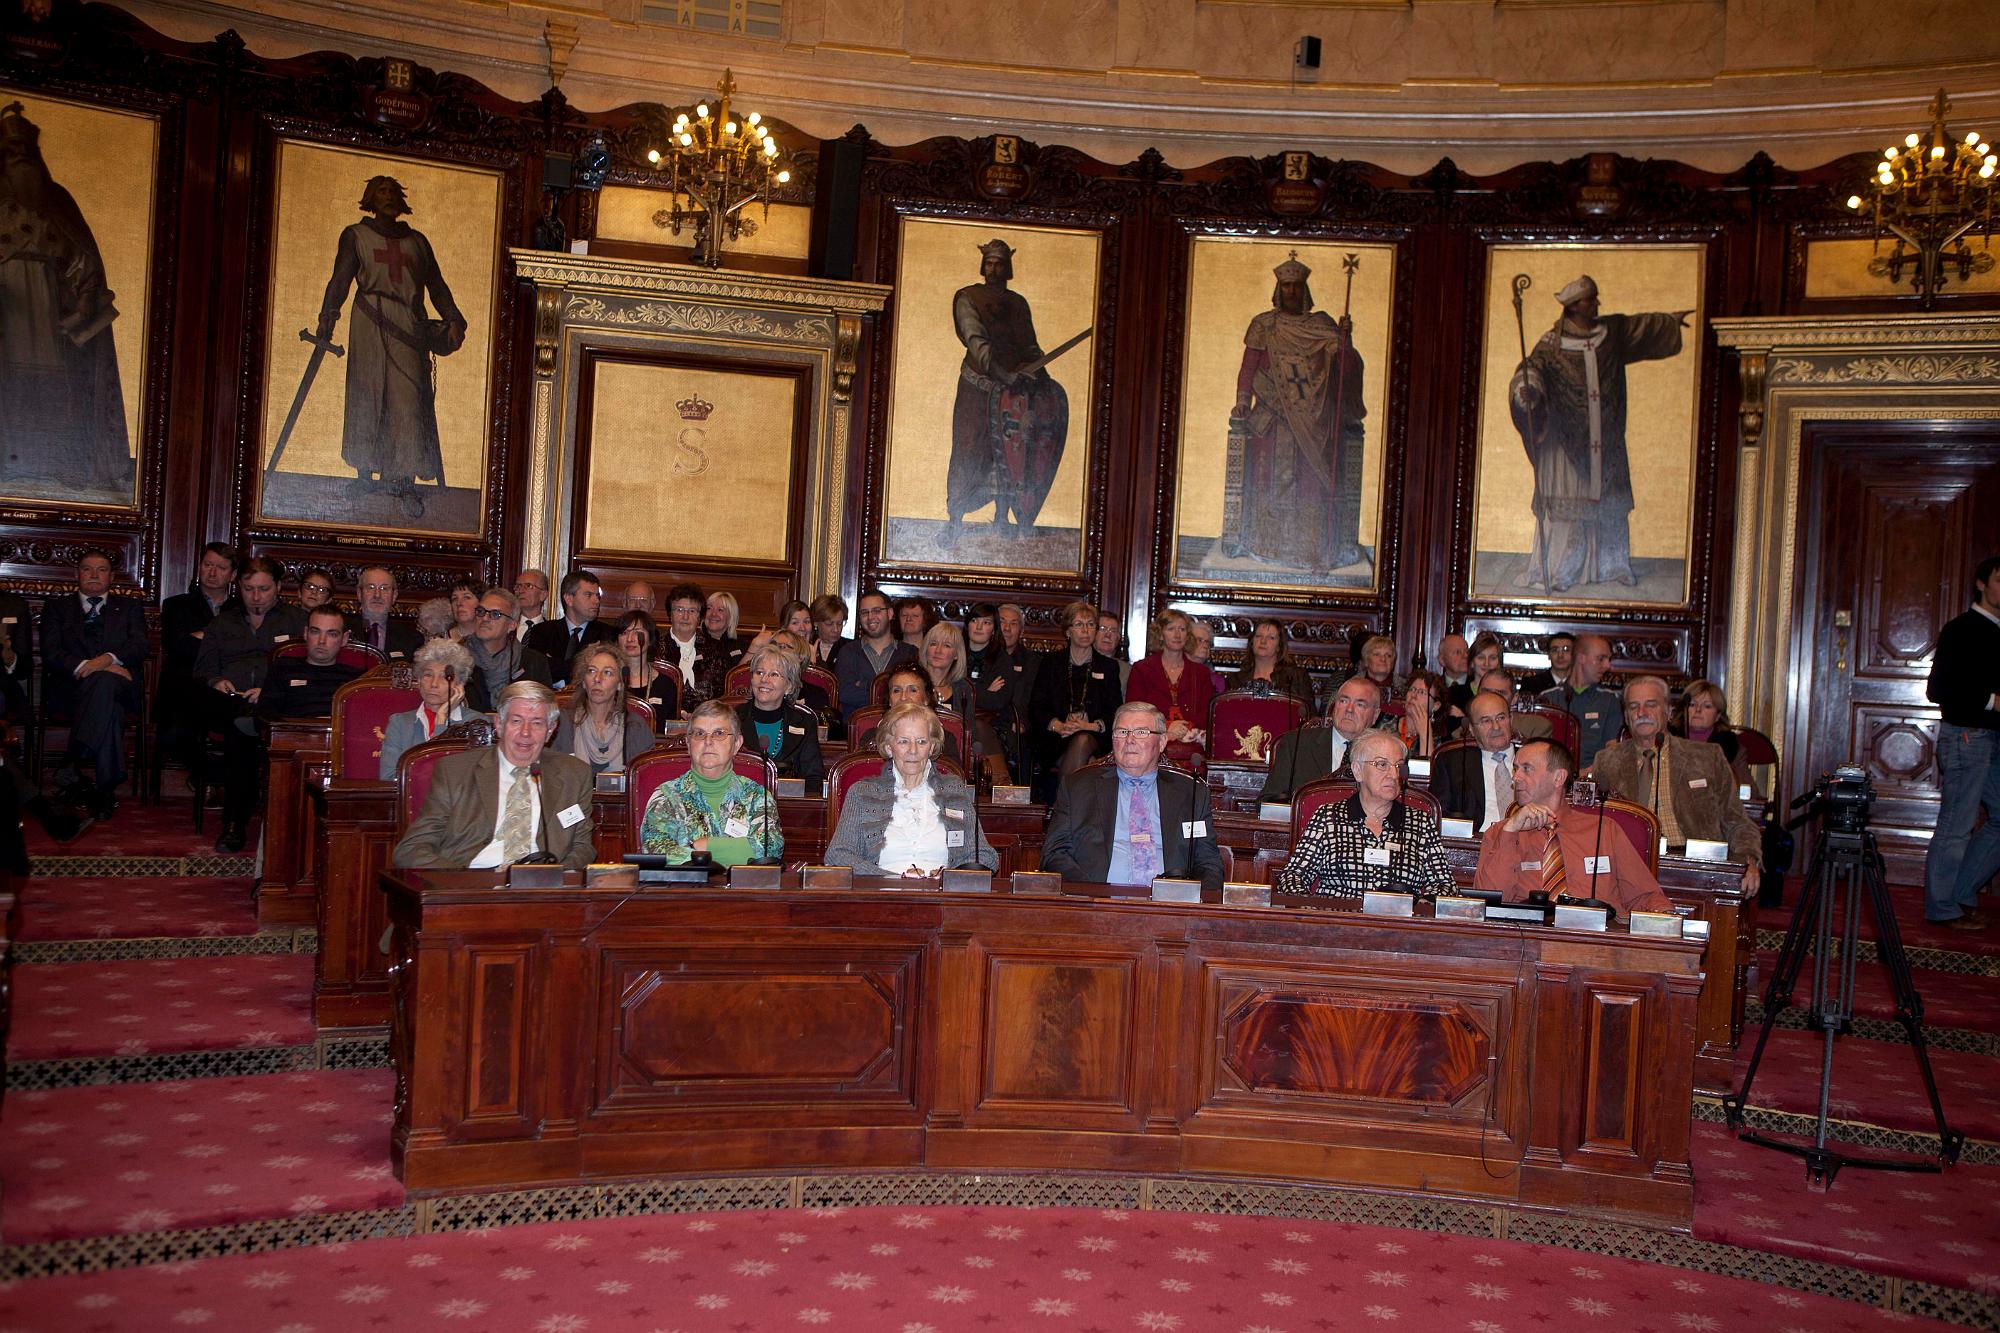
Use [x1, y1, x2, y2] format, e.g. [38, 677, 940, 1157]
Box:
[1356, 757, 1400, 771]
[1110, 728, 1166, 740]
[474, 607, 516, 622]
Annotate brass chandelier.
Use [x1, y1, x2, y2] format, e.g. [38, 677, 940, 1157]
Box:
[646, 69, 792, 268]
[1846, 89, 1996, 308]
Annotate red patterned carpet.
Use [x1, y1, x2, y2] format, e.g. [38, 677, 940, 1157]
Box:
[8, 955, 315, 1060]
[22, 805, 257, 860]
[16, 876, 258, 941]
[1751, 949, 2000, 1035]
[1730, 1025, 2000, 1141]
[0, 1205, 1925, 1333]
[0, 1071, 399, 1244]
[1692, 1121, 1999, 1293]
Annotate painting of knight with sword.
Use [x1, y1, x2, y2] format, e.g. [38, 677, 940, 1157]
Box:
[269, 174, 466, 520]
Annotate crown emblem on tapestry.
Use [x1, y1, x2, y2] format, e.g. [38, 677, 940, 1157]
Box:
[676, 394, 714, 421]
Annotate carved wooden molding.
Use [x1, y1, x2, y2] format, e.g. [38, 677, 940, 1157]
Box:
[511, 252, 890, 315]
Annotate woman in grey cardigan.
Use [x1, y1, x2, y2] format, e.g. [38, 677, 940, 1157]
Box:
[551, 644, 657, 776]
[378, 637, 477, 779]
[825, 702, 997, 877]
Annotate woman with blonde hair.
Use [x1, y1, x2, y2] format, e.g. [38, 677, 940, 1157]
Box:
[552, 643, 655, 776]
[920, 621, 974, 717]
[1125, 607, 1216, 751]
[1672, 678, 1757, 793]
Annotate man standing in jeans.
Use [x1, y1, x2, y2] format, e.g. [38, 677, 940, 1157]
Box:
[1925, 555, 2000, 930]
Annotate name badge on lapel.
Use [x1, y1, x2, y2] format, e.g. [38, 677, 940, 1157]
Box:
[787, 725, 806, 735]
[946, 830, 966, 848]
[556, 804, 587, 828]
[1363, 846, 1392, 867]
[1688, 777, 1708, 789]
[1090, 671, 1105, 680]
[1180, 820, 1207, 838]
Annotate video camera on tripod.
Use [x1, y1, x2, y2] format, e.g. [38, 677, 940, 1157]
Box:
[1787, 764, 1874, 835]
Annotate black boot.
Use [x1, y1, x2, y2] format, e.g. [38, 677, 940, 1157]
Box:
[216, 821, 247, 854]
[24, 795, 83, 843]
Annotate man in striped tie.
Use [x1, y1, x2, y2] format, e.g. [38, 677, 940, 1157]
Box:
[1472, 738, 1668, 920]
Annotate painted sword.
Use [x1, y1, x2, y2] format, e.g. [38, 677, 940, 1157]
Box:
[266, 327, 345, 475]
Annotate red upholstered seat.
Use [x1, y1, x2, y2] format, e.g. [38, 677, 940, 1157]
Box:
[395, 719, 496, 831]
[329, 664, 422, 780]
[1520, 705, 1579, 756]
[846, 705, 967, 761]
[1289, 776, 1440, 847]
[801, 664, 839, 709]
[1208, 689, 1310, 766]
[271, 641, 383, 671]
[626, 744, 778, 847]
[723, 661, 753, 699]
[824, 751, 965, 843]
[646, 659, 684, 714]
[1589, 795, 1661, 874]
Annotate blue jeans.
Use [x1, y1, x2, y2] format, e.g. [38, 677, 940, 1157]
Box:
[1924, 723, 2000, 921]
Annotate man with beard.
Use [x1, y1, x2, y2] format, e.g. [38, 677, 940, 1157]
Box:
[942, 239, 1069, 545]
[1508, 275, 1691, 592]
[0, 102, 134, 502]
[313, 175, 467, 518]
[1229, 251, 1367, 571]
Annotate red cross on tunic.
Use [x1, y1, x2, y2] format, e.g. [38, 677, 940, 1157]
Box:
[372, 235, 414, 286]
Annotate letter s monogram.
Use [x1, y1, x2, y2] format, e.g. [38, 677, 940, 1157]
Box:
[673, 426, 709, 477]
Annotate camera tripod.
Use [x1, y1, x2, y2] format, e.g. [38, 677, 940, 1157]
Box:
[1722, 821, 1963, 1189]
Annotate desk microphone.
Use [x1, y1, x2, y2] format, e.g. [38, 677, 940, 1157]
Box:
[529, 763, 544, 856]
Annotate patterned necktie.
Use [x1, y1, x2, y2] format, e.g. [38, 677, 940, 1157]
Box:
[499, 765, 534, 863]
[1493, 749, 1513, 809]
[1539, 826, 1568, 897]
[1126, 779, 1163, 884]
[85, 596, 101, 624]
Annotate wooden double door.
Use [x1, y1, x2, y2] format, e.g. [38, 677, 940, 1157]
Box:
[1788, 422, 2000, 886]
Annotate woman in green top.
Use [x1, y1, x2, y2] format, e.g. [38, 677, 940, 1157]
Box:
[639, 700, 781, 866]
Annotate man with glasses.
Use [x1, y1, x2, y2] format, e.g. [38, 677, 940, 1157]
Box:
[512, 570, 550, 641]
[1040, 701, 1223, 891]
[347, 565, 420, 660]
[525, 569, 612, 688]
[1430, 690, 1520, 833]
[835, 589, 916, 724]
[463, 590, 552, 713]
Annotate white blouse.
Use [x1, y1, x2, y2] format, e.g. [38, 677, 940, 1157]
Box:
[877, 767, 950, 875]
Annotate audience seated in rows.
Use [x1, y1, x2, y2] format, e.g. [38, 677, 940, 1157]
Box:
[824, 702, 997, 877]
[526, 570, 613, 689]
[835, 590, 915, 723]
[1396, 669, 1450, 760]
[1428, 690, 1521, 833]
[512, 569, 551, 640]
[855, 667, 965, 769]
[216, 606, 365, 851]
[613, 610, 680, 720]
[1348, 633, 1400, 703]
[1226, 618, 1316, 708]
[661, 583, 714, 704]
[1472, 738, 1669, 921]
[346, 565, 421, 660]
[464, 589, 552, 712]
[1275, 731, 1454, 900]
[622, 580, 656, 615]
[157, 541, 238, 775]
[1126, 608, 1216, 755]
[1039, 702, 1223, 892]
[638, 700, 781, 867]
[1673, 678, 1756, 793]
[446, 577, 485, 642]
[1517, 630, 1575, 697]
[1537, 632, 1618, 766]
[393, 680, 594, 870]
[1029, 600, 1122, 798]
[378, 637, 476, 779]
[42, 550, 149, 822]
[696, 591, 745, 700]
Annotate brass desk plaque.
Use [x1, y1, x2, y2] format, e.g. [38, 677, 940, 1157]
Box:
[1150, 877, 1203, 904]
[801, 864, 853, 889]
[728, 864, 784, 889]
[940, 868, 994, 893]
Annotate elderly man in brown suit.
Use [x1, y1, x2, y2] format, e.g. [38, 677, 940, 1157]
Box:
[392, 680, 594, 870]
[1590, 675, 1761, 895]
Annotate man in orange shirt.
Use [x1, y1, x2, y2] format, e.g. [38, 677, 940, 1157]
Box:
[1473, 738, 1669, 920]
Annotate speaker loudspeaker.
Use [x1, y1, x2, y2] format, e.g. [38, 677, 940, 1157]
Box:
[1296, 36, 1321, 69]
[810, 138, 865, 281]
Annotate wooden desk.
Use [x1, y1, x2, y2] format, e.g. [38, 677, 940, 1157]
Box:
[1212, 812, 1753, 1094]
[315, 782, 1046, 1031]
[259, 720, 332, 927]
[382, 872, 1702, 1227]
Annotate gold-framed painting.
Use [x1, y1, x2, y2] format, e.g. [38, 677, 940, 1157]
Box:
[1170, 236, 1396, 594]
[1471, 242, 1705, 607]
[254, 139, 503, 538]
[578, 353, 803, 565]
[0, 89, 155, 511]
[878, 215, 1102, 577]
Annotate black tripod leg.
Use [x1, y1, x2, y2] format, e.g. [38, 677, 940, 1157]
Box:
[1862, 844, 1966, 1166]
[1723, 846, 1827, 1128]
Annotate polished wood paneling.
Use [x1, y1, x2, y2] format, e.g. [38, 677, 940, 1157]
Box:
[384, 873, 1702, 1225]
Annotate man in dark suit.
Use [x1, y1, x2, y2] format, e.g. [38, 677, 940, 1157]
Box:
[158, 542, 238, 770]
[1040, 701, 1224, 892]
[1591, 675, 1761, 896]
[1518, 631, 1576, 698]
[40, 549, 150, 816]
[392, 681, 595, 870]
[1258, 675, 1382, 805]
[213, 607, 367, 852]
[524, 569, 613, 688]
[346, 565, 421, 660]
[1429, 690, 1519, 833]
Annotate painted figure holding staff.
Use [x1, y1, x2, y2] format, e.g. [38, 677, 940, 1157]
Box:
[1508, 273, 1692, 592]
[1227, 250, 1367, 570]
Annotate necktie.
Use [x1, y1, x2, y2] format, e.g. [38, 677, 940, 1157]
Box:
[570, 625, 584, 657]
[1493, 749, 1513, 808]
[1539, 826, 1568, 897]
[370, 620, 384, 652]
[1126, 781, 1163, 884]
[499, 766, 534, 863]
[85, 596, 101, 623]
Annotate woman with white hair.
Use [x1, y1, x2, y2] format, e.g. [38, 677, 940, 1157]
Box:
[731, 642, 823, 784]
[1275, 730, 1453, 901]
[377, 636, 476, 778]
[824, 702, 996, 877]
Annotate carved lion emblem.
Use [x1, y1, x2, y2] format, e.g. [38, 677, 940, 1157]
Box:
[1233, 725, 1272, 763]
